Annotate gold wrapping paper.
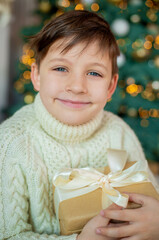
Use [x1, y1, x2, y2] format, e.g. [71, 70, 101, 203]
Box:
[55, 163, 159, 235]
[53, 149, 159, 235]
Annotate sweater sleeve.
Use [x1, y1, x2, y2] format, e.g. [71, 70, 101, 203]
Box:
[0, 123, 77, 240]
[7, 233, 78, 240]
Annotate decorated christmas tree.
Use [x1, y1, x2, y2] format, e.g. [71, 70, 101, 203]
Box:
[6, 0, 159, 162]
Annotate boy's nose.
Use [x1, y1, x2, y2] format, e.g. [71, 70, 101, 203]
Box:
[65, 75, 88, 94]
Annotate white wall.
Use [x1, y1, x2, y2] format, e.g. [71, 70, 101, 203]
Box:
[0, 24, 10, 122]
[0, 0, 39, 123]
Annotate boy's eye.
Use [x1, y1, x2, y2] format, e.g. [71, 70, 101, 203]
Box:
[54, 67, 67, 72]
[88, 72, 102, 77]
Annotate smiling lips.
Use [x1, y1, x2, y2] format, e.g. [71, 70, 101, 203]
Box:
[56, 98, 91, 108]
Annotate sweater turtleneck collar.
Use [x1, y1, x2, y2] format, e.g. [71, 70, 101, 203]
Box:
[34, 93, 104, 143]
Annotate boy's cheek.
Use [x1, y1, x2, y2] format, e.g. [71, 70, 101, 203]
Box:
[95, 92, 108, 104]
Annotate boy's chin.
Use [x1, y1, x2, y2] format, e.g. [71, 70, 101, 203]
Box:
[59, 118, 90, 126]
[55, 114, 92, 126]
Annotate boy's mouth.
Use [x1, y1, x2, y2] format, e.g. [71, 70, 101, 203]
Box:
[56, 98, 91, 109]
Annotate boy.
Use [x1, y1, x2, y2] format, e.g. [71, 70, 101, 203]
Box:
[0, 10, 159, 240]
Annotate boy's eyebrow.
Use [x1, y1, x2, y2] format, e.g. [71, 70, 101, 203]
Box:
[89, 63, 108, 72]
[48, 58, 71, 64]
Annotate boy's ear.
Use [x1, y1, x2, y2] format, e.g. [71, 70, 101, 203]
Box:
[31, 63, 40, 91]
[107, 73, 119, 99]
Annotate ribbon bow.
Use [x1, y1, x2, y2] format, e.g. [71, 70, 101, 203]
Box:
[53, 149, 149, 218]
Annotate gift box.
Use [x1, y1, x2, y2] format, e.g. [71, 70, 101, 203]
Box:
[53, 149, 159, 235]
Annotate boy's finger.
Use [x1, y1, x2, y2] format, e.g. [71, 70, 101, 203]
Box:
[126, 192, 155, 206]
[96, 224, 137, 238]
[99, 208, 139, 222]
[100, 203, 123, 216]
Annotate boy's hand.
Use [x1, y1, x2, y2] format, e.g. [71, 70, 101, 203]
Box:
[96, 193, 159, 240]
[77, 204, 122, 240]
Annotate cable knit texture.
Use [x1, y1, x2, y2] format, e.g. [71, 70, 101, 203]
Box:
[0, 93, 158, 240]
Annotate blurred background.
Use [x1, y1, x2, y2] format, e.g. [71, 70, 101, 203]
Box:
[0, 0, 159, 170]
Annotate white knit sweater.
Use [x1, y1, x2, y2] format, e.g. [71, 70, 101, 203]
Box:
[0, 93, 158, 240]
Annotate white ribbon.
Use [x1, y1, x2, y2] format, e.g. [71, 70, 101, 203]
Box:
[53, 149, 149, 220]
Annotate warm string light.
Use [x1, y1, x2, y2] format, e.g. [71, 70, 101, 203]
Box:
[131, 39, 150, 61]
[58, 0, 70, 8]
[126, 84, 143, 96]
[23, 71, 31, 80]
[125, 81, 158, 101]
[116, 38, 131, 55]
[144, 41, 152, 50]
[127, 108, 138, 118]
[145, 35, 154, 42]
[119, 76, 158, 101]
[20, 44, 35, 67]
[146, 9, 158, 22]
[118, 105, 159, 121]
[139, 108, 159, 119]
[131, 34, 159, 56]
[145, 0, 154, 8]
[14, 80, 24, 93]
[143, 34, 159, 50]
[24, 93, 35, 104]
[107, 0, 126, 9]
[117, 39, 126, 47]
[145, 0, 158, 22]
[155, 35, 159, 44]
[118, 0, 127, 10]
[39, 0, 52, 13]
[132, 39, 143, 49]
[126, 77, 135, 85]
[14, 44, 35, 96]
[131, 35, 159, 61]
[130, 14, 140, 23]
[154, 35, 159, 49]
[75, 2, 100, 11]
[141, 82, 157, 101]
[75, 3, 84, 10]
[91, 3, 99, 12]
[140, 119, 149, 127]
[154, 56, 159, 67]
[145, 0, 159, 12]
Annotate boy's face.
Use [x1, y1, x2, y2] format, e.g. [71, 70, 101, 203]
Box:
[31, 39, 118, 126]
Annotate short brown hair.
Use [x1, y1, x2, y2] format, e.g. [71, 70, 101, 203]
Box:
[29, 10, 120, 75]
